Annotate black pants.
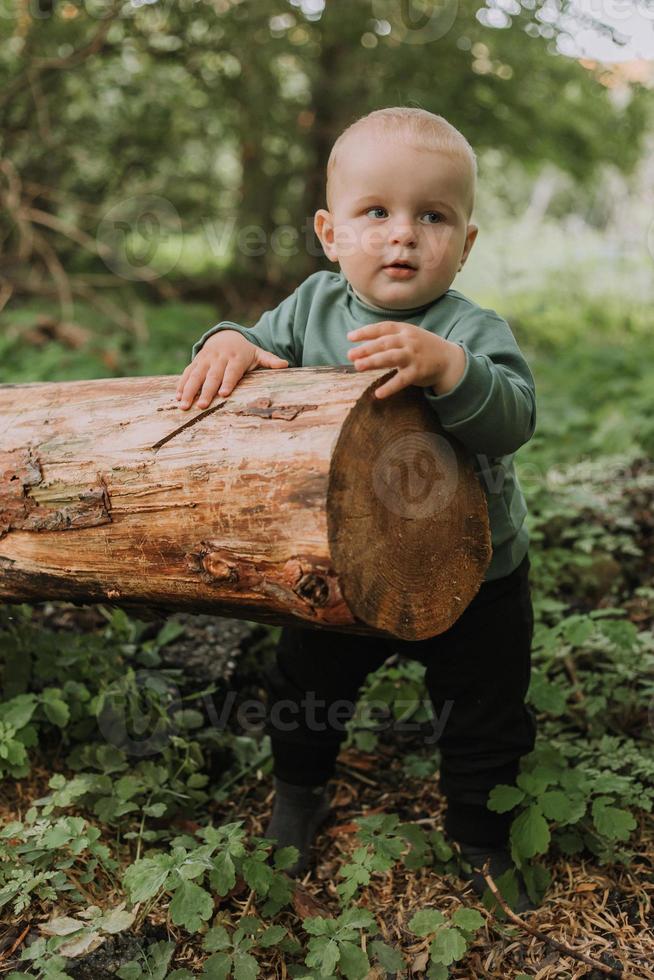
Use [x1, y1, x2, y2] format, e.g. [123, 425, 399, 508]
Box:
[262, 552, 536, 847]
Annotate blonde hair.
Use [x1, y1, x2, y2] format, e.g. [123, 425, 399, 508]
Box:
[325, 106, 477, 219]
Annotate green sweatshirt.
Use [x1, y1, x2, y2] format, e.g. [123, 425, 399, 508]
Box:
[191, 270, 536, 582]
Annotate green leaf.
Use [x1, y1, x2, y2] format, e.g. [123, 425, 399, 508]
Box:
[187, 773, 209, 789]
[556, 829, 584, 854]
[429, 927, 467, 966]
[242, 856, 273, 895]
[147, 940, 176, 980]
[258, 925, 286, 948]
[273, 846, 300, 871]
[487, 785, 525, 813]
[1, 694, 37, 729]
[117, 962, 142, 980]
[426, 963, 449, 980]
[337, 908, 375, 932]
[42, 697, 70, 728]
[591, 798, 637, 841]
[450, 908, 484, 933]
[337, 940, 369, 980]
[561, 616, 594, 647]
[115, 775, 145, 801]
[116, 960, 143, 980]
[235, 915, 259, 936]
[408, 908, 446, 936]
[429, 830, 454, 863]
[173, 709, 205, 730]
[261, 871, 294, 918]
[210, 851, 236, 895]
[202, 952, 232, 979]
[169, 879, 214, 932]
[336, 856, 372, 903]
[123, 857, 171, 903]
[303, 917, 334, 937]
[143, 802, 168, 818]
[527, 673, 567, 715]
[369, 940, 405, 972]
[398, 824, 431, 871]
[203, 927, 231, 952]
[540, 790, 585, 825]
[521, 861, 552, 906]
[510, 804, 550, 859]
[517, 770, 554, 797]
[233, 949, 259, 980]
[305, 936, 340, 976]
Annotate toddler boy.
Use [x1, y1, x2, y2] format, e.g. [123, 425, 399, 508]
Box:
[176, 107, 538, 912]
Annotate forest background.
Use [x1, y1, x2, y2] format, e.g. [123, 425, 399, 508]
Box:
[1, 1, 654, 978]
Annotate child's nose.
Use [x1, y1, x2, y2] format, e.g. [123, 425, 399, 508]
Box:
[389, 223, 417, 246]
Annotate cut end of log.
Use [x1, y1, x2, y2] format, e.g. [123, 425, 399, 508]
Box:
[327, 373, 491, 641]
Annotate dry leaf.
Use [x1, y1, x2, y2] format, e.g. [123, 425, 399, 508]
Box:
[58, 931, 105, 958]
[97, 908, 136, 934]
[336, 750, 377, 771]
[325, 821, 360, 837]
[411, 950, 429, 973]
[77, 905, 102, 919]
[292, 882, 333, 920]
[39, 915, 85, 937]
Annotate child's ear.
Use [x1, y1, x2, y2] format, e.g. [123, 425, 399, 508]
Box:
[314, 209, 338, 262]
[458, 223, 478, 271]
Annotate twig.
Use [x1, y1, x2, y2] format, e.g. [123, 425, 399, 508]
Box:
[0, 923, 30, 961]
[63, 868, 97, 907]
[335, 763, 379, 787]
[31, 228, 74, 321]
[0, 11, 119, 110]
[240, 888, 255, 918]
[482, 867, 633, 979]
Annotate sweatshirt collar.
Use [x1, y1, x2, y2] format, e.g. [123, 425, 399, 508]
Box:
[344, 275, 442, 320]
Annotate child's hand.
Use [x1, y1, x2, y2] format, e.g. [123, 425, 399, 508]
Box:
[347, 321, 466, 400]
[176, 330, 289, 410]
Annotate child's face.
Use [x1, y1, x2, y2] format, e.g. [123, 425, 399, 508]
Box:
[314, 132, 478, 309]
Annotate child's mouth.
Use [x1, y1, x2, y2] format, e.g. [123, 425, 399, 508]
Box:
[383, 262, 417, 279]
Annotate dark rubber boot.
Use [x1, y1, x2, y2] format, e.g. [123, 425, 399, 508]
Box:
[263, 776, 332, 877]
[458, 842, 537, 913]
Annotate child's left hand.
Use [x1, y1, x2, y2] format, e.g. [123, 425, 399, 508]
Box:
[347, 321, 465, 400]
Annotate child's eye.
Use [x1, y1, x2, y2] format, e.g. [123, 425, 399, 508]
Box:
[422, 211, 444, 224]
[366, 207, 387, 219]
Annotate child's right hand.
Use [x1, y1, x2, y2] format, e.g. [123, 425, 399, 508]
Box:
[176, 330, 289, 410]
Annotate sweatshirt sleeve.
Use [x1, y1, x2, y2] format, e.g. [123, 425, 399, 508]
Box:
[190, 289, 300, 365]
[422, 308, 536, 457]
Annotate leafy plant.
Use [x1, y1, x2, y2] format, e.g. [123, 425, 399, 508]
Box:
[336, 812, 455, 904]
[123, 822, 295, 930]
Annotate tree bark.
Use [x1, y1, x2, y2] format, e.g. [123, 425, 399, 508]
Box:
[0, 367, 491, 640]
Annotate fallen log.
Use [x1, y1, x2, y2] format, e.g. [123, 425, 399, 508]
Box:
[0, 366, 491, 640]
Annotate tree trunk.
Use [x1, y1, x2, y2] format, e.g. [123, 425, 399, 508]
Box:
[0, 366, 491, 640]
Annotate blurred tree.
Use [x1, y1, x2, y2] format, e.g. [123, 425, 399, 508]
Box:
[0, 0, 650, 318]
